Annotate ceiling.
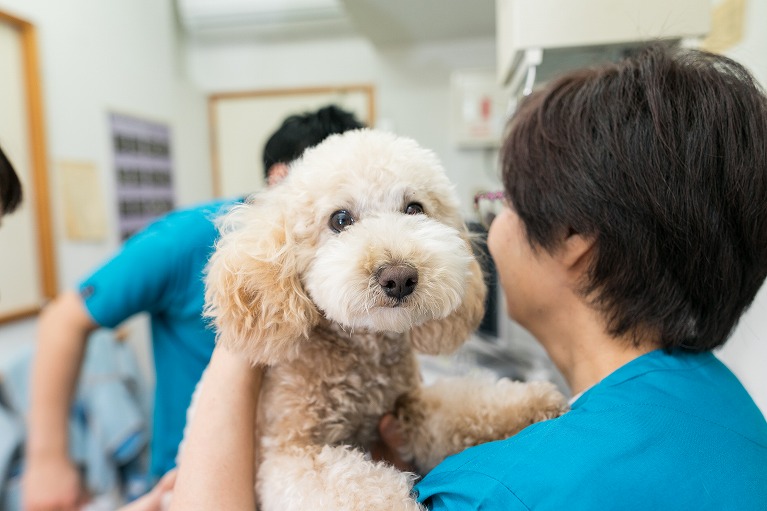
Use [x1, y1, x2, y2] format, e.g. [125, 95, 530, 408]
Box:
[340, 0, 497, 45]
[176, 0, 497, 44]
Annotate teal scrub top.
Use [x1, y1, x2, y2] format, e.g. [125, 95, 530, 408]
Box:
[415, 350, 767, 510]
[79, 198, 239, 477]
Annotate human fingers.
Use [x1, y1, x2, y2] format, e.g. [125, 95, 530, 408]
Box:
[117, 471, 177, 511]
[156, 469, 178, 492]
[372, 413, 415, 472]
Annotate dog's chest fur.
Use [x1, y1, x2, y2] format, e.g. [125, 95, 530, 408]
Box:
[258, 318, 420, 451]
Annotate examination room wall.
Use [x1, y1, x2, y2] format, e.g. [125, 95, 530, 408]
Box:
[0, 0, 764, 417]
[0, 0, 211, 382]
[183, 0, 767, 415]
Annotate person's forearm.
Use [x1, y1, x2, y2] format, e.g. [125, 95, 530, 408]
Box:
[27, 291, 95, 459]
[169, 345, 262, 511]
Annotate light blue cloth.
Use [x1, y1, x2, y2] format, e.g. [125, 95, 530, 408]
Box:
[0, 330, 150, 506]
[0, 403, 23, 491]
[78, 198, 238, 477]
[415, 350, 767, 510]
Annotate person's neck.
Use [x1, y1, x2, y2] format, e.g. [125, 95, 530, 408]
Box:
[558, 336, 657, 397]
[527, 307, 659, 397]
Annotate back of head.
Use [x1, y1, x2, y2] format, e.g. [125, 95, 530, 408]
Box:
[262, 105, 365, 180]
[0, 145, 22, 216]
[501, 44, 767, 352]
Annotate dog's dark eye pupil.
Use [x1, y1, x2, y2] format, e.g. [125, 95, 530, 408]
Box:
[329, 210, 355, 232]
[405, 202, 424, 215]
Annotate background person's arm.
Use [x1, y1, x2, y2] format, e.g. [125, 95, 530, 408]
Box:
[168, 345, 262, 511]
[23, 290, 98, 511]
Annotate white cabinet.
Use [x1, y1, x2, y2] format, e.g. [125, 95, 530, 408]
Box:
[496, 0, 711, 93]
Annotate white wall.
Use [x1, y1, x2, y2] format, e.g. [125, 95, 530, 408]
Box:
[186, 34, 504, 219]
[186, 19, 767, 416]
[0, 0, 211, 380]
[0, 2, 504, 383]
[0, 0, 763, 418]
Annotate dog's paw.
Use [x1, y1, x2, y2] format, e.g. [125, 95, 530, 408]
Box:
[392, 377, 568, 473]
[494, 378, 569, 425]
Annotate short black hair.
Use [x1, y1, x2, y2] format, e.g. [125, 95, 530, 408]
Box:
[501, 45, 767, 352]
[262, 105, 365, 180]
[0, 145, 23, 215]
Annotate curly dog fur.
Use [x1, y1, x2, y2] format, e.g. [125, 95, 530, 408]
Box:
[200, 129, 567, 510]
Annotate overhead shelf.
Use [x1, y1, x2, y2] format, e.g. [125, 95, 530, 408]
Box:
[496, 0, 711, 89]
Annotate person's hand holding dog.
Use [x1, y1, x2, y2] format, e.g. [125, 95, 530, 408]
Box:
[372, 414, 415, 472]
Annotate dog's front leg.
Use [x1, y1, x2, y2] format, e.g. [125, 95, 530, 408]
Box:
[394, 377, 568, 474]
[257, 443, 425, 511]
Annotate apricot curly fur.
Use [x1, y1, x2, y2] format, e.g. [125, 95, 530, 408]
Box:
[186, 130, 567, 511]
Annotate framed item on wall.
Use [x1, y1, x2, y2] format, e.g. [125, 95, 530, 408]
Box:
[209, 84, 375, 198]
[0, 10, 56, 323]
[109, 112, 175, 241]
[450, 70, 509, 149]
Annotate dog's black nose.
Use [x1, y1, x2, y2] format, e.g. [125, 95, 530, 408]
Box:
[377, 265, 418, 299]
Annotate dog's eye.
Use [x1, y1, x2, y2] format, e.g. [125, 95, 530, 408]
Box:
[329, 210, 355, 232]
[405, 202, 424, 215]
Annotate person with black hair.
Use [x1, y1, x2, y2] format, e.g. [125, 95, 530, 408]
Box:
[0, 145, 23, 217]
[147, 46, 767, 510]
[398, 44, 767, 509]
[263, 105, 364, 186]
[22, 105, 364, 511]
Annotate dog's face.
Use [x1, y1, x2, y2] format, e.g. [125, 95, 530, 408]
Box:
[206, 129, 486, 365]
[295, 130, 475, 333]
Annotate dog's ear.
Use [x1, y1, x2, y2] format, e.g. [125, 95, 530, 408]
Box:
[204, 198, 320, 366]
[410, 238, 487, 355]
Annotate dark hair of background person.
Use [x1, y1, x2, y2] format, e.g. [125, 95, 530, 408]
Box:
[262, 105, 365, 180]
[500, 44, 767, 353]
[0, 145, 23, 215]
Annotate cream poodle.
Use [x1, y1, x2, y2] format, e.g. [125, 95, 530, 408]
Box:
[202, 129, 567, 510]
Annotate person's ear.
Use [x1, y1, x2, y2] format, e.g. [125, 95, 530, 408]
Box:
[266, 163, 290, 187]
[559, 230, 595, 272]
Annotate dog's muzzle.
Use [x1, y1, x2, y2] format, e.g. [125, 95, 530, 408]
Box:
[305, 213, 471, 331]
[377, 264, 418, 300]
